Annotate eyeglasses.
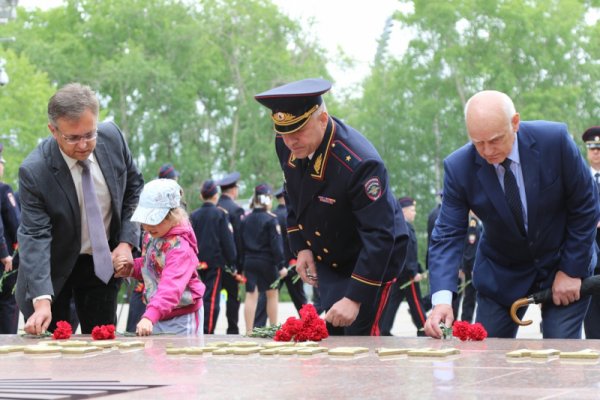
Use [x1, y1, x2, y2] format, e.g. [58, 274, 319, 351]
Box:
[54, 126, 98, 145]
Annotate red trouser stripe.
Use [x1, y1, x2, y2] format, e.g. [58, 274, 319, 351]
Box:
[370, 278, 396, 336]
[207, 268, 222, 334]
[410, 280, 426, 325]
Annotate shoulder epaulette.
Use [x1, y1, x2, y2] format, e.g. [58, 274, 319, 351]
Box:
[331, 140, 362, 172]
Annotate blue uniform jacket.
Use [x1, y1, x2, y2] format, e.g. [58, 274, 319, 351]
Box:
[276, 116, 408, 309]
[429, 121, 600, 306]
[190, 202, 237, 269]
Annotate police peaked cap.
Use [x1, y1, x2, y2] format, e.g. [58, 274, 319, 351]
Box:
[582, 126, 600, 149]
[255, 78, 332, 134]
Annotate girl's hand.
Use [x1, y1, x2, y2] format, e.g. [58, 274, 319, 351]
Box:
[136, 317, 153, 336]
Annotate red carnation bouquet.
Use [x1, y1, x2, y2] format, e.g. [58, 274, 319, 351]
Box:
[452, 321, 487, 341]
[91, 324, 116, 340]
[274, 304, 328, 342]
[52, 321, 72, 340]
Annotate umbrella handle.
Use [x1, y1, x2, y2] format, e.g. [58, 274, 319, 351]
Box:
[510, 297, 534, 326]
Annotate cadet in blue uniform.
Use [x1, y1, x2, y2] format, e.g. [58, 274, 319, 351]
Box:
[582, 126, 600, 339]
[0, 145, 20, 334]
[216, 171, 245, 334]
[190, 179, 237, 334]
[254, 186, 308, 327]
[255, 78, 408, 335]
[241, 184, 286, 334]
[379, 197, 427, 336]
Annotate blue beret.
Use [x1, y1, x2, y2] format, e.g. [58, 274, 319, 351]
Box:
[217, 171, 240, 188]
[255, 183, 272, 196]
[158, 163, 179, 179]
[255, 78, 332, 135]
[201, 179, 218, 198]
[398, 196, 415, 208]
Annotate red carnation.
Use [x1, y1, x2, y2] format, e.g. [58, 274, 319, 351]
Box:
[52, 320, 72, 340]
[274, 304, 328, 342]
[91, 324, 116, 340]
[468, 323, 488, 341]
[452, 321, 471, 341]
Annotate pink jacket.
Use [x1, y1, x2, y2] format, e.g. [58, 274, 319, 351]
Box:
[132, 221, 205, 324]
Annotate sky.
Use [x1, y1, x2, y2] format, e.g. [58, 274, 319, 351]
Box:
[16, 0, 407, 92]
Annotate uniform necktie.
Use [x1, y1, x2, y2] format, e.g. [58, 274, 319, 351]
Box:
[501, 159, 526, 236]
[78, 159, 113, 284]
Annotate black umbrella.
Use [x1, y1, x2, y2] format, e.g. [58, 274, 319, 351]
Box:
[510, 275, 600, 326]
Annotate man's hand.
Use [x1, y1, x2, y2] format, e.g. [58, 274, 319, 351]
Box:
[113, 256, 133, 278]
[325, 297, 360, 327]
[296, 249, 318, 286]
[24, 299, 52, 335]
[1, 255, 13, 272]
[111, 242, 133, 266]
[424, 304, 454, 339]
[552, 270, 581, 306]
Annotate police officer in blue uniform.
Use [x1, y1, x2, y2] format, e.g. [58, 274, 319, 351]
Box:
[191, 179, 237, 334]
[216, 171, 245, 334]
[0, 144, 21, 334]
[255, 78, 408, 335]
[254, 186, 308, 327]
[582, 126, 600, 339]
[241, 183, 286, 334]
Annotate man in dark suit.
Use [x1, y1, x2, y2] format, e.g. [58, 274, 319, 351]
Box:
[425, 90, 599, 339]
[16, 83, 144, 335]
[255, 78, 408, 335]
[191, 179, 237, 334]
[582, 126, 600, 339]
[0, 144, 21, 334]
[216, 171, 245, 334]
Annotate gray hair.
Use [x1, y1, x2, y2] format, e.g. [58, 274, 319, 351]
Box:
[48, 83, 99, 126]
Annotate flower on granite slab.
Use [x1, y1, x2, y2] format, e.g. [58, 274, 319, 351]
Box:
[274, 304, 328, 342]
[52, 321, 72, 340]
[91, 324, 116, 340]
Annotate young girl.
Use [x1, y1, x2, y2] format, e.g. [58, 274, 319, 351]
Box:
[114, 178, 205, 336]
[241, 183, 287, 335]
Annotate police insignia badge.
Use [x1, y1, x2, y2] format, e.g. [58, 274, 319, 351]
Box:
[364, 177, 382, 201]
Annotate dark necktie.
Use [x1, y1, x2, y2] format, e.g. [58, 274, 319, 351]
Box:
[501, 159, 526, 236]
[78, 160, 113, 284]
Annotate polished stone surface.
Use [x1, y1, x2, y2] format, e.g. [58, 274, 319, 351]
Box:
[1, 335, 600, 399]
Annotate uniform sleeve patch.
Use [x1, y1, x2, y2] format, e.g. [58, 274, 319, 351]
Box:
[7, 192, 16, 208]
[364, 177, 382, 201]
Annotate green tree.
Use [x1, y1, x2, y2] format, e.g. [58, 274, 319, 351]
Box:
[349, 0, 600, 266]
[1, 0, 331, 209]
[0, 48, 54, 188]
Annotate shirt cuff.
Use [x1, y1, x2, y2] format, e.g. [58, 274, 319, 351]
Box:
[33, 295, 52, 304]
[432, 290, 452, 306]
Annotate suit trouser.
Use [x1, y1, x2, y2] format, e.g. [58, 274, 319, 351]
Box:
[221, 272, 240, 334]
[476, 291, 590, 338]
[0, 266, 18, 334]
[50, 255, 119, 334]
[584, 267, 600, 338]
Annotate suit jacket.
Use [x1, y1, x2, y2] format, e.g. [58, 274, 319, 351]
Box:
[276, 116, 408, 309]
[429, 120, 600, 306]
[16, 121, 144, 317]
